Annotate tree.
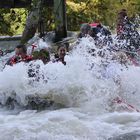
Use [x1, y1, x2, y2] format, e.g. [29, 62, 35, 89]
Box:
[66, 0, 140, 31]
[0, 8, 27, 36]
[0, 0, 139, 37]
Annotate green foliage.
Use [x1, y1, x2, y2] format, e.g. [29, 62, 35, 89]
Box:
[0, 8, 27, 36]
[0, 0, 139, 36]
[66, 0, 140, 31]
[40, 7, 55, 32]
[0, 0, 55, 36]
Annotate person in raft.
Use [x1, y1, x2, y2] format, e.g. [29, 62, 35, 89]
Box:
[6, 45, 32, 66]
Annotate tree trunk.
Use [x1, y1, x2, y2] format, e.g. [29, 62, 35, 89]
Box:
[54, 0, 67, 42]
[20, 1, 41, 45]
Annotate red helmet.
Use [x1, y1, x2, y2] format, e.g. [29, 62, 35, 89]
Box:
[89, 22, 101, 27]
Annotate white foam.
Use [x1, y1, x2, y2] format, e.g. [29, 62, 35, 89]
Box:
[0, 36, 140, 139]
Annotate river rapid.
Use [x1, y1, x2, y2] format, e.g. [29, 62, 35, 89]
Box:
[0, 36, 140, 140]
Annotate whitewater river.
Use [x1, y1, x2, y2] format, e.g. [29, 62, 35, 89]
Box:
[0, 37, 140, 140]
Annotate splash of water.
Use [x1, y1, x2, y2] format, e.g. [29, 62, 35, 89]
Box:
[0, 30, 140, 140]
[0, 34, 140, 114]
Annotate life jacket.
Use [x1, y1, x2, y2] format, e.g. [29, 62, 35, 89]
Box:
[117, 24, 123, 35]
[22, 55, 33, 62]
[116, 17, 129, 36]
[7, 55, 33, 66]
[53, 54, 66, 65]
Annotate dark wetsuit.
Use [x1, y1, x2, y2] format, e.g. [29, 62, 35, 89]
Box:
[54, 54, 66, 65]
[91, 25, 111, 38]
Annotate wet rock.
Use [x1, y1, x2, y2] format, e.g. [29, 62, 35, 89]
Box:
[5, 97, 20, 109]
[25, 95, 54, 110]
[4, 96, 54, 110]
[108, 131, 140, 140]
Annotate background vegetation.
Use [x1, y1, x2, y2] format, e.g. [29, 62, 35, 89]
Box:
[0, 0, 140, 36]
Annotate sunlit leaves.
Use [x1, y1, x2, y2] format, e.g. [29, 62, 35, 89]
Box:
[0, 0, 139, 35]
[0, 8, 27, 35]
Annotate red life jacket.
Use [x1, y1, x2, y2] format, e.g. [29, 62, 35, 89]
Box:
[8, 56, 20, 66]
[22, 55, 33, 62]
[117, 24, 123, 35]
[8, 55, 33, 66]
